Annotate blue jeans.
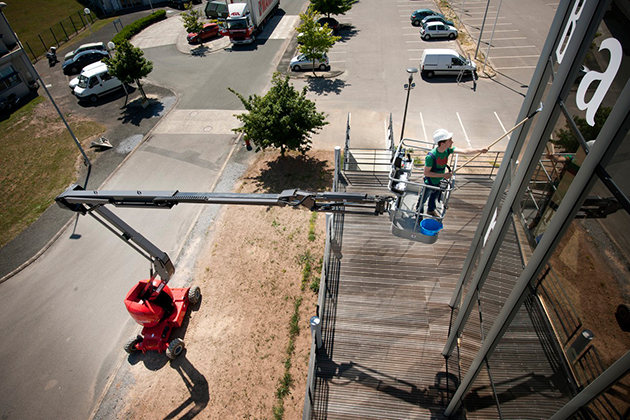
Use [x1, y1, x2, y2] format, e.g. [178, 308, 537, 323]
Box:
[420, 184, 441, 213]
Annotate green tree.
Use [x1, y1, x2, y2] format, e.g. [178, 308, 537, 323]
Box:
[553, 107, 611, 152]
[229, 73, 328, 156]
[181, 2, 204, 43]
[296, 9, 340, 74]
[103, 40, 153, 102]
[310, 0, 352, 17]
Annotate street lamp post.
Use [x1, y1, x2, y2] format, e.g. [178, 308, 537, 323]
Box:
[400, 67, 418, 142]
[84, 8, 93, 35]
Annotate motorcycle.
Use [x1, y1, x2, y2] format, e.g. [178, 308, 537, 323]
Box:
[46, 47, 58, 67]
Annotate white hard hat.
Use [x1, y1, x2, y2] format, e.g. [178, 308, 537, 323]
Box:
[433, 128, 453, 143]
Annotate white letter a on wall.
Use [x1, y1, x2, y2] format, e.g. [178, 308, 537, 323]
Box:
[576, 37, 622, 126]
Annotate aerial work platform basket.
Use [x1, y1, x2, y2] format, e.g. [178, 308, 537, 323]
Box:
[387, 138, 458, 243]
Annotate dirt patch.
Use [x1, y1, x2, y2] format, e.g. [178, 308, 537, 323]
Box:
[117, 150, 333, 419]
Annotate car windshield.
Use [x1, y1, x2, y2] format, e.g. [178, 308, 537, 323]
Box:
[227, 18, 247, 29]
[77, 75, 89, 88]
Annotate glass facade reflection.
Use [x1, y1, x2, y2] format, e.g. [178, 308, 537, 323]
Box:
[444, 0, 630, 417]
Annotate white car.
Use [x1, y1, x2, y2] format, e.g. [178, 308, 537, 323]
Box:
[64, 42, 107, 61]
[68, 61, 105, 90]
[420, 22, 458, 41]
[290, 53, 330, 71]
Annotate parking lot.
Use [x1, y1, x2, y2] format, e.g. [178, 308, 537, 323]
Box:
[290, 0, 556, 151]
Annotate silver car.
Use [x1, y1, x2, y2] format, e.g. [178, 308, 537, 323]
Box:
[420, 22, 458, 41]
[290, 53, 330, 71]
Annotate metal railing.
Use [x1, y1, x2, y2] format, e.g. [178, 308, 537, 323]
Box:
[303, 147, 344, 420]
[23, 11, 97, 62]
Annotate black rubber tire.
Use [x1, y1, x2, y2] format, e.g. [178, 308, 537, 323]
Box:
[448, 33, 456, 40]
[292, 65, 301, 72]
[188, 286, 201, 305]
[617, 303, 630, 321]
[166, 338, 185, 359]
[124, 336, 142, 354]
[412, 20, 421, 27]
[425, 70, 435, 78]
[423, 34, 431, 41]
[319, 64, 327, 71]
[71, 66, 79, 74]
[89, 95, 98, 103]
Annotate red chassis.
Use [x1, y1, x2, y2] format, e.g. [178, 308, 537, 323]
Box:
[123, 277, 201, 359]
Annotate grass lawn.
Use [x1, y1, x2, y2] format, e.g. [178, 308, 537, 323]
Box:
[3, 0, 87, 41]
[0, 97, 106, 248]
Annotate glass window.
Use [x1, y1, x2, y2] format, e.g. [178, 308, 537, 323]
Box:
[0, 66, 22, 93]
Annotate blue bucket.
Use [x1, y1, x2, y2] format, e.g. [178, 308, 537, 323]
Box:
[420, 219, 443, 236]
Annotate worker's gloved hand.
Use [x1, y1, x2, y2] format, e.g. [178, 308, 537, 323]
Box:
[480, 148, 488, 153]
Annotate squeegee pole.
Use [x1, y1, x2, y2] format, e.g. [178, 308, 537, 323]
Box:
[454, 103, 543, 173]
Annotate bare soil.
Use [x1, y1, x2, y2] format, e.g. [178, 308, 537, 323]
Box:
[117, 150, 333, 419]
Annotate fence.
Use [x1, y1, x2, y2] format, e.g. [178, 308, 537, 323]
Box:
[302, 147, 344, 420]
[23, 10, 97, 62]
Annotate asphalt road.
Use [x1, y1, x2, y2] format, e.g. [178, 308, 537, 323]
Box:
[0, 0, 559, 418]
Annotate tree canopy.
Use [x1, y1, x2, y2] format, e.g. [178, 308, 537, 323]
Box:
[181, 3, 204, 40]
[553, 107, 611, 152]
[310, 0, 353, 17]
[229, 73, 328, 156]
[297, 9, 340, 72]
[103, 40, 153, 101]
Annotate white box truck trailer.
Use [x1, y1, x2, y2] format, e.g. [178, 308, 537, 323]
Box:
[226, 0, 280, 44]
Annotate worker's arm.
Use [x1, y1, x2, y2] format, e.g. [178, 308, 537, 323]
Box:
[455, 147, 488, 154]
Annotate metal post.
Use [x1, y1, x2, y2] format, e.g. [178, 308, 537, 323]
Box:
[310, 316, 322, 348]
[50, 28, 59, 47]
[400, 67, 418, 142]
[481, 0, 503, 75]
[549, 351, 630, 420]
[69, 15, 78, 33]
[60, 21, 69, 41]
[474, 0, 491, 60]
[334, 146, 341, 192]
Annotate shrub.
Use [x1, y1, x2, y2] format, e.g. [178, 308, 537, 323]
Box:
[111, 10, 167, 45]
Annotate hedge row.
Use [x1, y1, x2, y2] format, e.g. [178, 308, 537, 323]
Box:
[111, 10, 167, 45]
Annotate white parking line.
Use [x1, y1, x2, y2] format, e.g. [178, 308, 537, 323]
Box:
[481, 37, 528, 41]
[489, 45, 537, 49]
[494, 65, 537, 70]
[420, 113, 428, 143]
[469, 29, 520, 33]
[494, 112, 508, 134]
[456, 112, 472, 148]
[490, 55, 541, 59]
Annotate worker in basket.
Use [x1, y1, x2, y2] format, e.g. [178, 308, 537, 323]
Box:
[419, 129, 488, 218]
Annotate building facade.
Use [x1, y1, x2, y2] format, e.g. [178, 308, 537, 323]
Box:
[0, 4, 36, 102]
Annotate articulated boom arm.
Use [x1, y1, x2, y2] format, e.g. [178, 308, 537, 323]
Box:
[56, 185, 392, 282]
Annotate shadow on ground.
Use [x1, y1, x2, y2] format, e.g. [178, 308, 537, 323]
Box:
[248, 154, 334, 193]
[306, 77, 350, 96]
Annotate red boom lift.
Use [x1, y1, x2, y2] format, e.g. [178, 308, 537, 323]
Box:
[56, 186, 392, 359]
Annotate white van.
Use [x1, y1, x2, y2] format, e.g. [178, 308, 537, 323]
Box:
[421, 49, 476, 78]
[73, 62, 123, 103]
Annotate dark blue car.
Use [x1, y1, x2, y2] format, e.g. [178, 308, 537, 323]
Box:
[411, 9, 444, 27]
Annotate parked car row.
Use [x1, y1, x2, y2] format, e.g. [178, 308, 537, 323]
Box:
[411, 9, 458, 41]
